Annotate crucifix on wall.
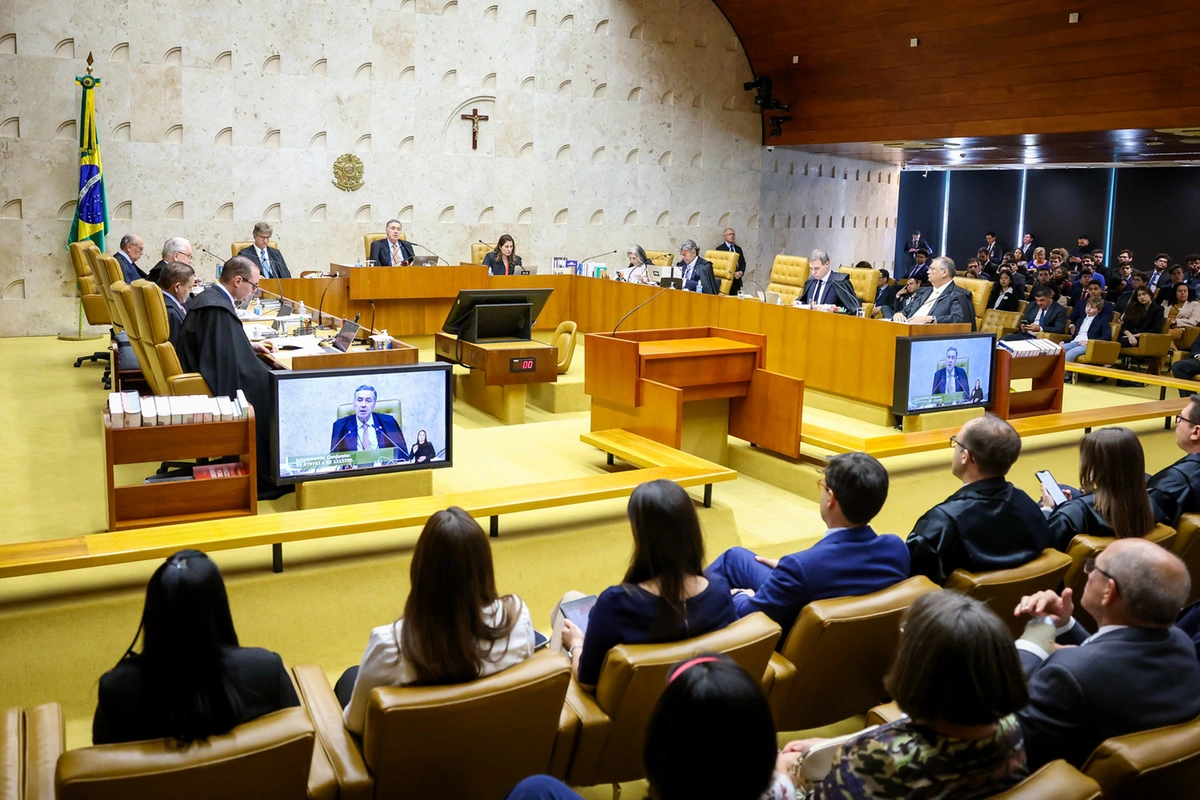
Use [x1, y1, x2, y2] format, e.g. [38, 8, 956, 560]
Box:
[460, 107, 489, 150]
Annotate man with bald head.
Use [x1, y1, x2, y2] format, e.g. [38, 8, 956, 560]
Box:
[906, 414, 1049, 584]
[1013, 538, 1200, 769]
[113, 234, 146, 283]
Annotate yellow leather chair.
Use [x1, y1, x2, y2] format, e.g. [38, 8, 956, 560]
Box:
[705, 249, 738, 295]
[364, 232, 407, 263]
[131, 280, 212, 397]
[991, 760, 1102, 799]
[294, 651, 574, 800]
[52, 707, 331, 800]
[1072, 338, 1123, 367]
[1063, 524, 1177, 632]
[93, 254, 128, 341]
[552, 320, 578, 374]
[765, 576, 939, 732]
[767, 254, 810, 305]
[4, 702, 62, 800]
[564, 613, 781, 787]
[944, 549, 1073, 638]
[1082, 713, 1200, 799]
[470, 242, 494, 265]
[981, 309, 1023, 338]
[1173, 514, 1200, 606]
[111, 281, 168, 396]
[846, 267, 876, 303]
[643, 250, 673, 267]
[231, 240, 277, 258]
[1119, 328, 1173, 375]
[336, 399, 401, 426]
[70, 241, 114, 378]
[953, 276, 990, 329]
[1, 705, 17, 800]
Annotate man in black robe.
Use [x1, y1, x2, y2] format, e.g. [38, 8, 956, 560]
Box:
[176, 256, 277, 490]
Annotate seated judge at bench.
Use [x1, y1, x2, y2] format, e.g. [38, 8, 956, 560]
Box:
[625, 245, 656, 285]
[676, 239, 719, 294]
[796, 248, 859, 313]
[369, 219, 416, 266]
[483, 233, 522, 275]
[236, 221, 291, 279]
[329, 385, 408, 455]
[410, 429, 436, 463]
[705, 452, 909, 638]
[553, 479, 736, 692]
[156, 260, 194, 346]
[337, 508, 536, 735]
[891, 256, 970, 326]
[93, 550, 299, 744]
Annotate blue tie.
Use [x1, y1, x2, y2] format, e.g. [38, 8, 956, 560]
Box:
[259, 249, 271, 278]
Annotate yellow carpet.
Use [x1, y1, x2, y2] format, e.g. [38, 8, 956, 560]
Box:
[0, 335, 1189, 781]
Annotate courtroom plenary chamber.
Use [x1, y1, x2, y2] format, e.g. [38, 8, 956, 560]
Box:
[6, 1, 1200, 798]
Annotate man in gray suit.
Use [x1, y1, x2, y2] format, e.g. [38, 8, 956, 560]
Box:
[892, 256, 973, 328]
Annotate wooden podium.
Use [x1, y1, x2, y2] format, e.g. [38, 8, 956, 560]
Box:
[434, 333, 558, 424]
[585, 327, 804, 459]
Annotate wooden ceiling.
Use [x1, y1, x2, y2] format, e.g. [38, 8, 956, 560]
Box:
[713, 0, 1200, 165]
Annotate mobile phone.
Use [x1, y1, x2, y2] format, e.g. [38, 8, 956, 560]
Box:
[1036, 470, 1068, 507]
[533, 630, 550, 651]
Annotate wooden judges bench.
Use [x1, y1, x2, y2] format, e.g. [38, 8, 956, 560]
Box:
[276, 266, 970, 410]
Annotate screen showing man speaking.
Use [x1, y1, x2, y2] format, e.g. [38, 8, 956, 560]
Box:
[897, 334, 996, 414]
[271, 363, 452, 484]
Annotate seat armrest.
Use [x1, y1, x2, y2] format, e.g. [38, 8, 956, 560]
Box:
[548, 702, 580, 780]
[562, 678, 613, 787]
[2, 707, 21, 800]
[287, 669, 339, 800]
[864, 701, 904, 727]
[765, 652, 797, 725]
[168, 373, 212, 396]
[24, 703, 63, 800]
[293, 665, 374, 800]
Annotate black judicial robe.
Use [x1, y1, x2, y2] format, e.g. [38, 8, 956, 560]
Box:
[176, 284, 274, 481]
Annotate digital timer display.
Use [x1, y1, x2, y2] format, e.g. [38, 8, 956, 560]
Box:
[510, 357, 537, 373]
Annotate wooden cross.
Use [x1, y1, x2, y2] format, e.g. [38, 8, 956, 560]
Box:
[460, 107, 489, 150]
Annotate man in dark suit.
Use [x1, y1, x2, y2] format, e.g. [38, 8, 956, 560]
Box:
[113, 233, 147, 283]
[705, 452, 910, 638]
[983, 230, 1004, 265]
[1012, 538, 1200, 770]
[1116, 271, 1149, 314]
[714, 227, 746, 295]
[904, 230, 933, 268]
[976, 248, 1000, 280]
[368, 219, 416, 266]
[931, 346, 969, 396]
[797, 248, 860, 313]
[879, 276, 922, 319]
[1017, 232, 1036, 262]
[676, 239, 718, 294]
[892, 256, 973, 328]
[1148, 397, 1200, 526]
[236, 222, 291, 279]
[155, 261, 194, 346]
[900, 250, 931, 284]
[329, 385, 408, 455]
[906, 414, 1050, 584]
[1003, 286, 1066, 341]
[146, 237, 193, 285]
[1067, 281, 1111, 330]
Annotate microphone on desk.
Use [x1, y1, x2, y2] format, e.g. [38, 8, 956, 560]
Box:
[612, 286, 672, 336]
[316, 275, 337, 330]
[579, 250, 618, 277]
[199, 247, 225, 279]
[406, 240, 448, 266]
[329, 428, 354, 454]
[367, 299, 376, 345]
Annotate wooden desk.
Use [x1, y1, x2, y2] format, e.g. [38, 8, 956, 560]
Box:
[246, 302, 419, 370]
[331, 263, 490, 300]
[434, 333, 557, 423]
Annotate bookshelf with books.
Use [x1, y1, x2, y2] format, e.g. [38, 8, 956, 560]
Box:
[104, 406, 257, 531]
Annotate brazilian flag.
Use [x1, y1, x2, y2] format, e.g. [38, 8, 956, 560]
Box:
[67, 72, 108, 250]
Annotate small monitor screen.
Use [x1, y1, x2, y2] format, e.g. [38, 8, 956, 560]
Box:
[893, 333, 996, 415]
[331, 320, 360, 352]
[270, 363, 452, 485]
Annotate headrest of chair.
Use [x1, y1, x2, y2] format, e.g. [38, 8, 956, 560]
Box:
[109, 281, 136, 332]
[231, 241, 278, 258]
[134, 280, 171, 345]
[55, 708, 315, 800]
[770, 255, 810, 284]
[337, 400, 401, 422]
[69, 241, 98, 278]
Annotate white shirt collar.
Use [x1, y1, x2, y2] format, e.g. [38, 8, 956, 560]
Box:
[686, 256, 698, 270]
[164, 292, 185, 312]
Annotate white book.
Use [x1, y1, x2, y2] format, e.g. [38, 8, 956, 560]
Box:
[121, 391, 142, 428]
[167, 396, 182, 425]
[155, 396, 172, 425]
[236, 389, 251, 416]
[141, 396, 157, 427]
[216, 396, 235, 421]
[108, 393, 124, 428]
[192, 396, 206, 424]
[230, 396, 243, 419]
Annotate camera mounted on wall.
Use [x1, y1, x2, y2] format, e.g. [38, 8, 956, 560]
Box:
[743, 77, 791, 113]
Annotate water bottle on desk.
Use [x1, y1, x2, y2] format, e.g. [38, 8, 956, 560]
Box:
[355, 256, 363, 268]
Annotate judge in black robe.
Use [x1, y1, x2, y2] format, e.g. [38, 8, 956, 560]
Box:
[175, 258, 275, 486]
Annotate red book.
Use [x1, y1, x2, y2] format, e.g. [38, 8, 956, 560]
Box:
[193, 463, 249, 480]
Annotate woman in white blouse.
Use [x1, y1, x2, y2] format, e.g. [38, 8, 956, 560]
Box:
[625, 245, 657, 285]
[338, 507, 536, 734]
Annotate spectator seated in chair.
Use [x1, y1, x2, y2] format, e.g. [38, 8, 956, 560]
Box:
[1001, 286, 1066, 341]
[1061, 296, 1113, 364]
[988, 269, 1021, 312]
[1116, 285, 1166, 387]
[1147, 396, 1200, 527]
[880, 276, 922, 320]
[1163, 282, 1200, 340]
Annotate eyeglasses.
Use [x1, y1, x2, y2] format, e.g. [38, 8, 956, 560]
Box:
[816, 478, 827, 493]
[245, 279, 259, 291]
[949, 434, 967, 452]
[1176, 414, 1200, 428]
[1083, 556, 1119, 591]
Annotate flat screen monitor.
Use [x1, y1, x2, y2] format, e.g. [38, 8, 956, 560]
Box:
[893, 333, 997, 416]
[270, 363, 452, 485]
[441, 288, 554, 336]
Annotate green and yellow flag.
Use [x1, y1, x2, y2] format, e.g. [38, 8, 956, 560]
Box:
[67, 71, 108, 250]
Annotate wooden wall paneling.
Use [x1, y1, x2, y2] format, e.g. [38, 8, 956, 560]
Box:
[590, 380, 684, 449]
[583, 334, 642, 406]
[729, 369, 805, 458]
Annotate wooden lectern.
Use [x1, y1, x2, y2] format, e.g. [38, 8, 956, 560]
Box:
[585, 327, 804, 459]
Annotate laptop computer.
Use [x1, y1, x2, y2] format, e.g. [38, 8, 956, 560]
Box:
[322, 320, 360, 353]
[410, 255, 439, 266]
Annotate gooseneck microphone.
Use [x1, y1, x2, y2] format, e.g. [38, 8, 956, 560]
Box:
[199, 247, 224, 279]
[612, 286, 672, 336]
[406, 240, 448, 266]
[316, 276, 337, 330]
[579, 249, 618, 264]
[367, 299, 377, 346]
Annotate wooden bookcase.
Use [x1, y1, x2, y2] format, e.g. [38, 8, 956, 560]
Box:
[104, 408, 257, 531]
[991, 349, 1065, 420]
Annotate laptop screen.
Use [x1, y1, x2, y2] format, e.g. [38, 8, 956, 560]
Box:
[332, 320, 360, 352]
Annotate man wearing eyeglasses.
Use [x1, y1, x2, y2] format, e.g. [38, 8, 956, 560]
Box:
[1146, 398, 1200, 528]
[905, 414, 1049, 584]
[176, 256, 276, 491]
[1011, 538, 1200, 769]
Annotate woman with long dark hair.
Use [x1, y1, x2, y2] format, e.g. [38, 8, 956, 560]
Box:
[92, 550, 299, 744]
[1040, 427, 1159, 550]
[339, 507, 534, 734]
[1120, 285, 1165, 346]
[554, 479, 736, 692]
[483, 234, 523, 276]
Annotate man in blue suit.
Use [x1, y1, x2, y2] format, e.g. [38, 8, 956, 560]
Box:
[329, 385, 407, 455]
[932, 346, 969, 396]
[704, 452, 910, 638]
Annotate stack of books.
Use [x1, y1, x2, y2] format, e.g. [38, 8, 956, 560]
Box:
[997, 338, 1063, 358]
[107, 390, 252, 428]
